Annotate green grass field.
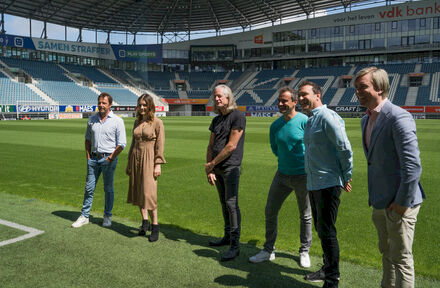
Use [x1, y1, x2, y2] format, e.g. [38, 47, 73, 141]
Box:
[0, 117, 439, 287]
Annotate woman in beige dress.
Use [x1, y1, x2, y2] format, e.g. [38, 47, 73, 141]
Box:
[126, 93, 166, 242]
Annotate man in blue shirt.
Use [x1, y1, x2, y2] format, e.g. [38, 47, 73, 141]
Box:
[72, 93, 126, 228]
[249, 87, 312, 268]
[299, 81, 353, 288]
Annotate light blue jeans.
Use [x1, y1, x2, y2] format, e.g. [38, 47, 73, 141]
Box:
[81, 156, 118, 218]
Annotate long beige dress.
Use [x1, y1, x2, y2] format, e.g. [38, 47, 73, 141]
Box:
[127, 118, 166, 209]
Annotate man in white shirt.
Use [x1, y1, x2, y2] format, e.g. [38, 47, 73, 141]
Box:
[72, 93, 126, 228]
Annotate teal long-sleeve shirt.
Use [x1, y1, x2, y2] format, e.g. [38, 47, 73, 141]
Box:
[269, 112, 308, 175]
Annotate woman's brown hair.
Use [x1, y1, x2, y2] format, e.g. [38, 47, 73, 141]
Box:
[136, 93, 156, 122]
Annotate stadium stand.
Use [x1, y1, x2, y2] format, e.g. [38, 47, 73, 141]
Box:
[3, 56, 440, 108]
[322, 87, 338, 105]
[36, 81, 98, 105]
[1, 57, 67, 81]
[154, 90, 179, 99]
[236, 90, 261, 106]
[295, 66, 351, 77]
[1, 57, 99, 105]
[337, 88, 359, 106]
[145, 71, 174, 90]
[61, 64, 119, 86]
[248, 69, 295, 89]
[186, 90, 211, 99]
[180, 72, 227, 91]
[392, 87, 409, 106]
[0, 72, 47, 105]
[96, 87, 139, 106]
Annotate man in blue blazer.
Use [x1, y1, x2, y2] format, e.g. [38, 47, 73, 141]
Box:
[354, 67, 425, 288]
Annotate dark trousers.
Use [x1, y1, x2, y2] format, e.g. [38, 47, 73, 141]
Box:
[214, 166, 241, 247]
[310, 186, 341, 288]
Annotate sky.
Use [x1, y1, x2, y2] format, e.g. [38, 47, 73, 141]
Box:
[2, 0, 390, 45]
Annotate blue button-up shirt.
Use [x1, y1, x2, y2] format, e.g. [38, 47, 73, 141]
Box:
[304, 105, 353, 191]
[85, 111, 126, 154]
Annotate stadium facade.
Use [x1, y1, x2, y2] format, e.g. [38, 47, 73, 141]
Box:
[1, 0, 440, 119]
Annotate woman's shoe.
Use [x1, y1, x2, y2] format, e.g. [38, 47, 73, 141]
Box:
[149, 224, 160, 242]
[138, 219, 150, 236]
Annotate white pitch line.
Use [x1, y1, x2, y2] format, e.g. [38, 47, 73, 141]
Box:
[0, 218, 45, 247]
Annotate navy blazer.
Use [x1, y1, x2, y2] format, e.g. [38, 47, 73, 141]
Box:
[361, 100, 425, 209]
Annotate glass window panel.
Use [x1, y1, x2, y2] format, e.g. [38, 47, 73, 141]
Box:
[434, 17, 440, 29]
[388, 37, 401, 47]
[372, 38, 385, 48]
[349, 25, 355, 34]
[416, 35, 430, 44]
[375, 22, 382, 32]
[332, 41, 343, 51]
[408, 19, 416, 31]
[365, 24, 372, 35]
[346, 40, 358, 50]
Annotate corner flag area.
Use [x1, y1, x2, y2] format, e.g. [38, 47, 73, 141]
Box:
[0, 218, 44, 247]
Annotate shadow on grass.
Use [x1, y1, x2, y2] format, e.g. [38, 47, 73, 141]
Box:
[51, 210, 138, 238]
[160, 223, 317, 288]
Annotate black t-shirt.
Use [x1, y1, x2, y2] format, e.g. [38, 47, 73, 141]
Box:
[209, 109, 246, 169]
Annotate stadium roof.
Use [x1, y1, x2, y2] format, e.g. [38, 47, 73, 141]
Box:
[1, 0, 369, 34]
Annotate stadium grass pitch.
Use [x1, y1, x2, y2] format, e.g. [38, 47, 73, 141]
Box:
[0, 116, 439, 285]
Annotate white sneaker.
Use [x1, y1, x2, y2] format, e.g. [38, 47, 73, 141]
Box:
[249, 250, 275, 263]
[102, 215, 111, 227]
[72, 215, 89, 228]
[299, 252, 311, 268]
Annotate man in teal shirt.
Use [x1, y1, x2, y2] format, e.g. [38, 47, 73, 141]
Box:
[249, 87, 312, 268]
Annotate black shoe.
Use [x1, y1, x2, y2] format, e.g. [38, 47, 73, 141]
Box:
[220, 247, 240, 261]
[209, 237, 230, 247]
[304, 267, 325, 282]
[138, 219, 150, 236]
[149, 224, 159, 242]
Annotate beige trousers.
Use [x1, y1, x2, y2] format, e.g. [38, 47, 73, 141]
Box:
[372, 205, 420, 288]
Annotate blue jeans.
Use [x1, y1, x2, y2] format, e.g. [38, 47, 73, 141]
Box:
[264, 171, 312, 254]
[81, 156, 118, 218]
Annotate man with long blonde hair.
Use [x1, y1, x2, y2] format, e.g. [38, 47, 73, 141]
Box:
[205, 84, 245, 262]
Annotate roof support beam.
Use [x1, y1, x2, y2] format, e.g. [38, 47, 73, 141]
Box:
[44, 0, 74, 22]
[40, 21, 47, 39]
[296, 0, 314, 16]
[206, 0, 221, 32]
[1, 11, 5, 34]
[255, 0, 281, 23]
[1, 0, 16, 13]
[127, 1, 162, 32]
[77, 27, 82, 42]
[158, 0, 180, 34]
[224, 0, 251, 28]
[188, 0, 192, 40]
